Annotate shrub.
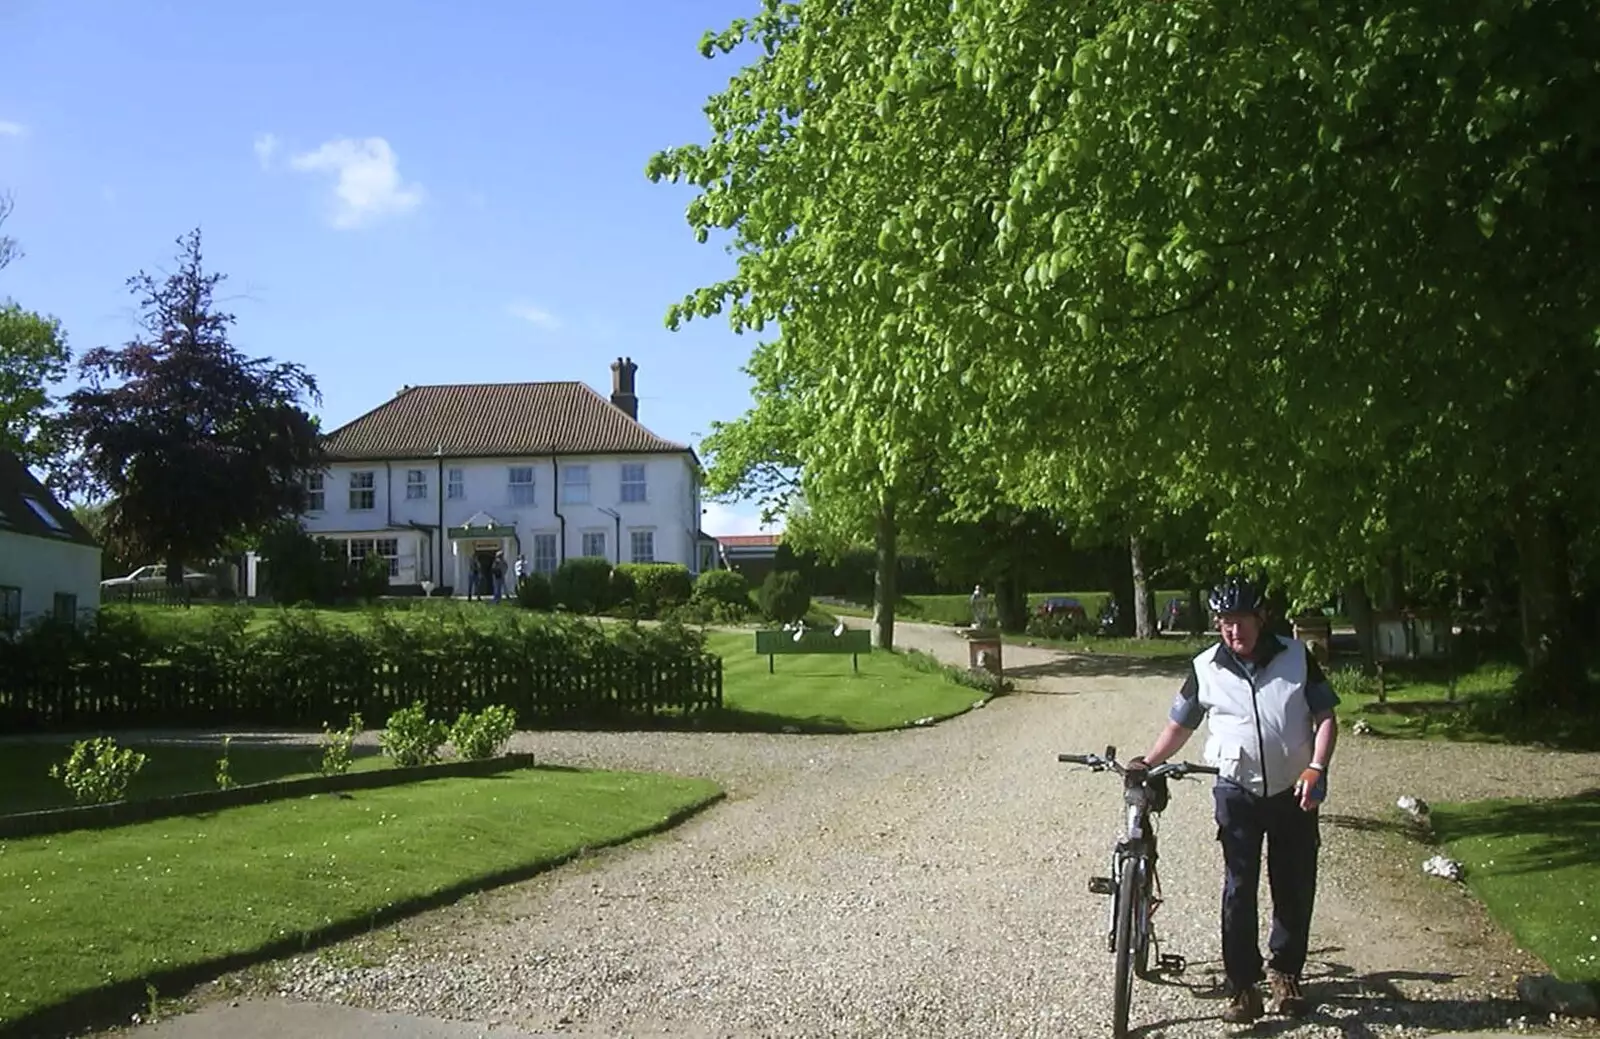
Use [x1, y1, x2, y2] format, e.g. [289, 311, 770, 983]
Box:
[1328, 665, 1381, 701]
[257, 521, 343, 605]
[449, 704, 518, 760]
[351, 552, 391, 603]
[515, 571, 554, 610]
[216, 735, 235, 790]
[320, 712, 364, 776]
[380, 702, 448, 767]
[1026, 611, 1091, 641]
[49, 737, 148, 804]
[662, 599, 750, 625]
[694, 568, 750, 609]
[757, 570, 811, 624]
[607, 566, 638, 613]
[552, 556, 616, 613]
[618, 563, 694, 616]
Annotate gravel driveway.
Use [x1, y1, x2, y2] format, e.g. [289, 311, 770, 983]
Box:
[214, 623, 1600, 1038]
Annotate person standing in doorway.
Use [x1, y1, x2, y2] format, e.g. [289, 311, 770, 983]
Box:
[491, 551, 508, 604]
[1126, 576, 1338, 1024]
[514, 553, 527, 596]
[467, 555, 481, 601]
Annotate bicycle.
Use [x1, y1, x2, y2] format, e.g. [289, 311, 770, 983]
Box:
[1058, 745, 1220, 1038]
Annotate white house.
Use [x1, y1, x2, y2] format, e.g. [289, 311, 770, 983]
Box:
[250, 359, 718, 596]
[0, 449, 102, 631]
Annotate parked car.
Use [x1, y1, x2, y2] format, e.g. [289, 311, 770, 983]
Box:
[100, 564, 213, 590]
[1035, 596, 1089, 623]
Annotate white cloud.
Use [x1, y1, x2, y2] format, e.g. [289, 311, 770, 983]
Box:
[507, 303, 561, 329]
[253, 132, 279, 168]
[0, 121, 26, 137]
[700, 500, 786, 537]
[288, 136, 423, 229]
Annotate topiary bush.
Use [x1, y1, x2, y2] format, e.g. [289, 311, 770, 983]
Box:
[379, 701, 448, 767]
[757, 570, 811, 624]
[617, 563, 694, 617]
[552, 556, 615, 613]
[694, 568, 750, 610]
[449, 704, 518, 760]
[515, 571, 554, 611]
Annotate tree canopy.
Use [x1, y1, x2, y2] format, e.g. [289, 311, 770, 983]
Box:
[0, 197, 72, 469]
[656, 0, 1600, 700]
[62, 229, 325, 581]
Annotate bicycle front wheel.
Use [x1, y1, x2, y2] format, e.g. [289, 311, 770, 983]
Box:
[1112, 857, 1140, 1037]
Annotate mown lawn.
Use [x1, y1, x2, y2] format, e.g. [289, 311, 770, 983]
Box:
[0, 767, 722, 1031]
[706, 631, 984, 731]
[1430, 791, 1600, 985]
[0, 741, 390, 817]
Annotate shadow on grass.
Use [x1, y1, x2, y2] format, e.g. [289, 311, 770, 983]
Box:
[1131, 951, 1530, 1038]
[1431, 787, 1600, 876]
[0, 787, 725, 1039]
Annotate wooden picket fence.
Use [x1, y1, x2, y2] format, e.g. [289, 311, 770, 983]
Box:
[0, 651, 723, 733]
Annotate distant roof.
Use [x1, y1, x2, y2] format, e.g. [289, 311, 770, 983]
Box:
[717, 534, 783, 548]
[322, 382, 691, 462]
[0, 450, 99, 548]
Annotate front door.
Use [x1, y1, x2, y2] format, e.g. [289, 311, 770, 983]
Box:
[475, 549, 498, 594]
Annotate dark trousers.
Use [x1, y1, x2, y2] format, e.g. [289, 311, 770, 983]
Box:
[1214, 781, 1320, 988]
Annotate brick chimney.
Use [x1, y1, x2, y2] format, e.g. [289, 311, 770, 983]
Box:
[609, 356, 639, 421]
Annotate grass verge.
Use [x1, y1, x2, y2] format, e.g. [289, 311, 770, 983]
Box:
[0, 741, 389, 817]
[0, 766, 722, 1033]
[821, 590, 1188, 626]
[708, 631, 983, 731]
[1430, 791, 1600, 986]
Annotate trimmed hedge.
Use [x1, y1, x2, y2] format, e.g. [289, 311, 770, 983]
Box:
[551, 557, 616, 613]
[0, 607, 722, 733]
[617, 563, 694, 616]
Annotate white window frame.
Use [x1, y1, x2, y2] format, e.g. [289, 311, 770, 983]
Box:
[349, 471, 376, 511]
[53, 591, 78, 624]
[376, 537, 400, 577]
[406, 469, 427, 500]
[620, 463, 647, 503]
[561, 464, 591, 505]
[446, 467, 465, 500]
[629, 529, 655, 564]
[581, 530, 607, 558]
[531, 532, 558, 575]
[508, 466, 536, 506]
[305, 472, 325, 512]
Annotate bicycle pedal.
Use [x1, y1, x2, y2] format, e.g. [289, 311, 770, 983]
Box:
[1157, 953, 1187, 975]
[1087, 876, 1117, 895]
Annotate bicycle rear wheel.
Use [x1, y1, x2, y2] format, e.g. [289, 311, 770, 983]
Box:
[1113, 857, 1139, 1037]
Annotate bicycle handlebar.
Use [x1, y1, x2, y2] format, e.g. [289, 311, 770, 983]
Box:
[1057, 750, 1219, 780]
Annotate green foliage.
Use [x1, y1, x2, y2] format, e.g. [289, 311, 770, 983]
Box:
[0, 301, 71, 470]
[319, 713, 363, 776]
[1328, 665, 1381, 702]
[258, 521, 344, 605]
[1025, 611, 1092, 641]
[352, 551, 390, 603]
[757, 570, 811, 624]
[551, 556, 617, 614]
[606, 565, 637, 612]
[379, 702, 448, 768]
[449, 704, 518, 761]
[693, 568, 751, 609]
[60, 228, 324, 578]
[48, 737, 148, 805]
[617, 563, 694, 616]
[515, 571, 553, 610]
[0, 604, 722, 732]
[215, 735, 235, 791]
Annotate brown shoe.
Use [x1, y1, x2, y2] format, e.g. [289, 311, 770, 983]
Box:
[1267, 969, 1308, 1017]
[1222, 984, 1264, 1024]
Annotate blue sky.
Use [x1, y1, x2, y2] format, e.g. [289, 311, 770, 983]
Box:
[0, 0, 781, 535]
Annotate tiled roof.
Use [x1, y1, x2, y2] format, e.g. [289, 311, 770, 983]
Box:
[0, 450, 99, 548]
[717, 534, 782, 547]
[322, 382, 691, 461]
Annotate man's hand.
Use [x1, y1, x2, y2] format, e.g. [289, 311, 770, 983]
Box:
[1125, 755, 1149, 772]
[1294, 766, 1326, 811]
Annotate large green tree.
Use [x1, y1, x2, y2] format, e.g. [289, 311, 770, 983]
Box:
[61, 229, 325, 584]
[0, 197, 72, 469]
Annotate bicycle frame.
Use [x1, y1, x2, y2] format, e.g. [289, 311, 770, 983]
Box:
[1060, 745, 1219, 1037]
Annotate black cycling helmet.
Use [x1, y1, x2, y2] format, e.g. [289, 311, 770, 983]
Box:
[1208, 576, 1265, 615]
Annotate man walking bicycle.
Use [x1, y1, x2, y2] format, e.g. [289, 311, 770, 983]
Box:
[1128, 576, 1339, 1024]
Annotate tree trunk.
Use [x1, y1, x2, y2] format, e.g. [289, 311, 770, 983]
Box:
[1187, 586, 1206, 635]
[872, 499, 897, 651]
[1515, 506, 1585, 709]
[995, 570, 1029, 633]
[1131, 536, 1155, 639]
[1378, 551, 1404, 612]
[1343, 581, 1377, 675]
